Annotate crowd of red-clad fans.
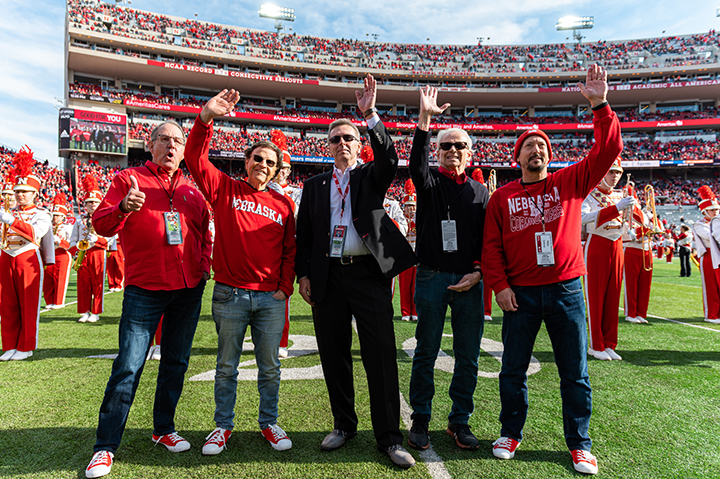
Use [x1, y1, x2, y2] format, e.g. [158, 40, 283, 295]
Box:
[67, 0, 719, 73]
[70, 82, 720, 127]
[126, 118, 720, 166]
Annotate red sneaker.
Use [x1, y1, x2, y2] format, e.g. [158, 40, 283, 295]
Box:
[492, 436, 520, 459]
[571, 449, 598, 475]
[202, 427, 232, 455]
[152, 432, 190, 452]
[261, 424, 292, 451]
[85, 450, 113, 478]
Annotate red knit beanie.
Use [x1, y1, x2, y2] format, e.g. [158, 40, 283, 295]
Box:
[514, 129, 552, 162]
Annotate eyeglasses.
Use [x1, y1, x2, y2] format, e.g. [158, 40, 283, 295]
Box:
[328, 134, 359, 144]
[439, 142, 468, 151]
[155, 135, 185, 145]
[250, 155, 277, 168]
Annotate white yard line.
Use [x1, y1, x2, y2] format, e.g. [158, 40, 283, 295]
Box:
[40, 290, 117, 314]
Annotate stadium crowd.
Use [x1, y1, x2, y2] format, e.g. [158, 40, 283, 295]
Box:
[67, 0, 720, 73]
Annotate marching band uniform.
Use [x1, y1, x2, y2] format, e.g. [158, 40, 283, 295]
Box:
[71, 186, 110, 323]
[0, 151, 52, 361]
[663, 235, 675, 263]
[106, 235, 125, 292]
[581, 159, 633, 360]
[397, 188, 417, 321]
[43, 197, 73, 309]
[622, 207, 653, 324]
[692, 186, 720, 324]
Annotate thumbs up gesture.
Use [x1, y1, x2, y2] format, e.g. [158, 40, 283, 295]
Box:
[121, 175, 146, 213]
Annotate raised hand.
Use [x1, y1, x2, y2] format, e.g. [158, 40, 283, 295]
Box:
[355, 74, 377, 114]
[121, 174, 146, 213]
[419, 85, 450, 117]
[200, 89, 241, 124]
[578, 64, 608, 108]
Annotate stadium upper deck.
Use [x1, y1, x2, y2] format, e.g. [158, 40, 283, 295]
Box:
[63, 0, 720, 169]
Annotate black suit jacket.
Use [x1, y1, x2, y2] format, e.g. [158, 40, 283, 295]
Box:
[295, 121, 417, 304]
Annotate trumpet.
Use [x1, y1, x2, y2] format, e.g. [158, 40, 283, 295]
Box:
[487, 169, 497, 196]
[644, 184, 663, 234]
[1, 192, 10, 250]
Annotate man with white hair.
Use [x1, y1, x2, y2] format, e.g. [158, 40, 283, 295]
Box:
[407, 86, 489, 451]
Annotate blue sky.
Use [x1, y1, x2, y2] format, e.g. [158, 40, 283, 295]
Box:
[1, 0, 719, 166]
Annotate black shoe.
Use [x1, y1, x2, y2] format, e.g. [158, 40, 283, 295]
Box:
[446, 423, 479, 450]
[408, 417, 429, 450]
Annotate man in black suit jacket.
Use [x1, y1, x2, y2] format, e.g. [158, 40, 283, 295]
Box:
[296, 74, 417, 469]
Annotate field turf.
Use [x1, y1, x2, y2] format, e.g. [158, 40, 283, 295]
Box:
[0, 260, 718, 478]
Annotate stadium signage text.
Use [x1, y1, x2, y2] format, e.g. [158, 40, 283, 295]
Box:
[551, 79, 720, 93]
[147, 60, 319, 85]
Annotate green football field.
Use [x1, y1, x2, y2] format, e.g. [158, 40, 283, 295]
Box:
[0, 260, 718, 478]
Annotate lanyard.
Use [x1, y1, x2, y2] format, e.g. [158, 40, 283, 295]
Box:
[146, 166, 179, 212]
[521, 178, 548, 232]
[332, 170, 350, 221]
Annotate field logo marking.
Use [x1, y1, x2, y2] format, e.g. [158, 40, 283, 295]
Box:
[189, 334, 323, 381]
[402, 334, 541, 378]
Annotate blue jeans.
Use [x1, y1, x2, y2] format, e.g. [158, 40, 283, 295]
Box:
[498, 277, 592, 451]
[409, 266, 484, 424]
[94, 281, 205, 454]
[212, 282, 286, 430]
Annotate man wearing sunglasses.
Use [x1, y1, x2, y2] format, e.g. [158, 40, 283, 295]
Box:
[295, 74, 417, 468]
[406, 86, 489, 452]
[184, 91, 297, 455]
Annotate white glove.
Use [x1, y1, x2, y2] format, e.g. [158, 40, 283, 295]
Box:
[87, 234, 99, 246]
[616, 196, 638, 211]
[53, 234, 61, 243]
[628, 230, 637, 242]
[0, 211, 14, 224]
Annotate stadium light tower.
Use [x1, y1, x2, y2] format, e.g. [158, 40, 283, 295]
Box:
[556, 16, 594, 43]
[259, 4, 295, 35]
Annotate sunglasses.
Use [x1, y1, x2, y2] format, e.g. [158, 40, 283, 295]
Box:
[155, 135, 186, 145]
[439, 142, 468, 151]
[250, 155, 277, 168]
[328, 134, 359, 144]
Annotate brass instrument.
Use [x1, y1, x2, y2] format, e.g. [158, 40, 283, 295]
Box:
[487, 169, 497, 196]
[72, 217, 94, 271]
[640, 185, 663, 272]
[622, 173, 636, 229]
[690, 252, 700, 270]
[1, 192, 10, 250]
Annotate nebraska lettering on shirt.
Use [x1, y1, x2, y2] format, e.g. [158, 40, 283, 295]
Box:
[231, 197, 284, 226]
[507, 186, 564, 233]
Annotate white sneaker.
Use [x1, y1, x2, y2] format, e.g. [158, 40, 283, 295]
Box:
[704, 318, 720, 324]
[10, 351, 32, 361]
[571, 449, 598, 475]
[78, 312, 90, 323]
[278, 347, 288, 358]
[147, 344, 157, 361]
[51, 304, 66, 309]
[625, 316, 641, 323]
[411, 315, 418, 321]
[492, 436, 520, 459]
[401, 316, 411, 321]
[45, 304, 55, 309]
[636, 317, 648, 323]
[85, 450, 113, 478]
[604, 348, 622, 361]
[588, 349, 612, 361]
[202, 427, 232, 455]
[151, 345, 161, 361]
[484, 315, 493, 321]
[261, 424, 292, 451]
[0, 349, 18, 361]
[87, 314, 100, 323]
